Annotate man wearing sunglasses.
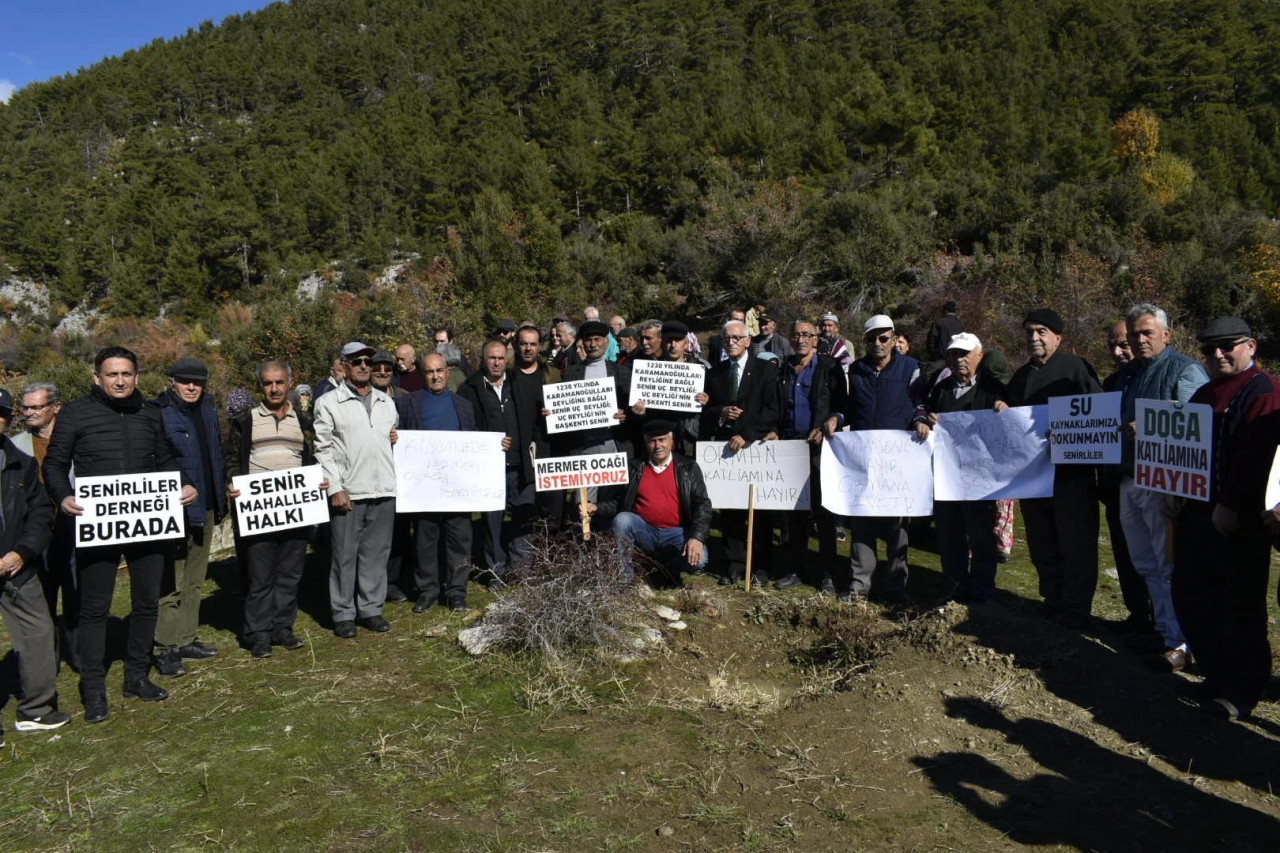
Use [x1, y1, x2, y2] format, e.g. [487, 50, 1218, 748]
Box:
[314, 342, 400, 638]
[831, 315, 920, 604]
[1116, 304, 1208, 671]
[1175, 318, 1280, 721]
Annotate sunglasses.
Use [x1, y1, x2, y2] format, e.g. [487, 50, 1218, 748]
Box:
[1199, 339, 1249, 357]
[372, 364, 395, 372]
[346, 357, 373, 366]
[866, 333, 894, 344]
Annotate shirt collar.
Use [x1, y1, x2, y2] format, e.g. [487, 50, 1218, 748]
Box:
[648, 457, 673, 474]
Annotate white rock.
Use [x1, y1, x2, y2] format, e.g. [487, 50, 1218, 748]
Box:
[652, 605, 681, 622]
[640, 627, 665, 646]
[668, 620, 688, 631]
[457, 625, 505, 655]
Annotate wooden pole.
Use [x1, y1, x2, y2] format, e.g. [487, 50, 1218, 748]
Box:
[744, 483, 757, 591]
[580, 486, 592, 541]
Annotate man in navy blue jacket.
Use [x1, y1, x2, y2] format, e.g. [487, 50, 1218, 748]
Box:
[831, 315, 920, 603]
[397, 354, 478, 612]
[153, 357, 227, 678]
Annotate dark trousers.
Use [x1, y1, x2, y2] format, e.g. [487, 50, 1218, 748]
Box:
[388, 513, 415, 590]
[1100, 477, 1150, 623]
[76, 543, 167, 689]
[935, 500, 998, 601]
[1021, 468, 1099, 617]
[848, 516, 908, 596]
[786, 446, 838, 585]
[415, 513, 472, 604]
[38, 512, 79, 670]
[1173, 505, 1273, 713]
[242, 527, 309, 643]
[720, 509, 773, 580]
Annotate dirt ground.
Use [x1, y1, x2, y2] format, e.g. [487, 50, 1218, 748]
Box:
[426, 580, 1280, 852]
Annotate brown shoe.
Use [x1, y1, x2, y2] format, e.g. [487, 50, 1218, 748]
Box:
[1150, 647, 1187, 672]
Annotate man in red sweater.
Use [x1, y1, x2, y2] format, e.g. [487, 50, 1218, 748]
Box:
[583, 420, 712, 584]
[1173, 317, 1280, 721]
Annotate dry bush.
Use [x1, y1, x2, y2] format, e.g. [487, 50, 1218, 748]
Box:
[789, 600, 894, 693]
[486, 531, 651, 663]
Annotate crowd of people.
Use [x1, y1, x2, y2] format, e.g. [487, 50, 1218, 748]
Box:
[1, 300, 1278, 742]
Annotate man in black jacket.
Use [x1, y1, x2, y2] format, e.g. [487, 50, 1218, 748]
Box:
[914, 333, 1007, 603]
[702, 318, 780, 585]
[774, 319, 848, 592]
[43, 346, 197, 722]
[1001, 309, 1103, 628]
[226, 360, 320, 658]
[585, 421, 712, 585]
[458, 340, 517, 581]
[0, 430, 69, 733]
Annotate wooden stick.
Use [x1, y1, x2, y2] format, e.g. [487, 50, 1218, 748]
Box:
[580, 486, 592, 541]
[744, 483, 757, 591]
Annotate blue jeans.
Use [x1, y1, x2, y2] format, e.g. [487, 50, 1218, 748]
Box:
[613, 512, 707, 583]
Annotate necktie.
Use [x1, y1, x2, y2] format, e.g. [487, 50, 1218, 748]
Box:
[730, 360, 740, 401]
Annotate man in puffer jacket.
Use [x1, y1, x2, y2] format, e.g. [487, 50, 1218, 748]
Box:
[43, 346, 197, 723]
[152, 357, 227, 677]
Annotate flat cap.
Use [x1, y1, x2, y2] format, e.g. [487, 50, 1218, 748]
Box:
[495, 319, 517, 332]
[1197, 316, 1252, 343]
[168, 357, 209, 382]
[371, 349, 396, 365]
[578, 320, 610, 339]
[0, 388, 11, 412]
[661, 320, 689, 339]
[643, 419, 676, 439]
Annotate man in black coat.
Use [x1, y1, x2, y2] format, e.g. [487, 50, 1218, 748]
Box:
[1001, 309, 1103, 628]
[398, 353, 479, 611]
[0, 427, 69, 733]
[914, 333, 1007, 603]
[585, 420, 712, 586]
[43, 346, 198, 722]
[458, 340, 517, 581]
[701, 318, 781, 585]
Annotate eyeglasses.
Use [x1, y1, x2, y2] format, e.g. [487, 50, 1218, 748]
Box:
[726, 334, 751, 342]
[346, 357, 373, 366]
[372, 364, 395, 372]
[1199, 339, 1249, 357]
[866, 334, 894, 344]
[791, 332, 818, 340]
[20, 403, 52, 412]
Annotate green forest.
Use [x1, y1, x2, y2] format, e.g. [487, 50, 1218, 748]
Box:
[1, 0, 1279, 391]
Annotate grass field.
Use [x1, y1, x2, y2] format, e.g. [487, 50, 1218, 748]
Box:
[2, 512, 1279, 852]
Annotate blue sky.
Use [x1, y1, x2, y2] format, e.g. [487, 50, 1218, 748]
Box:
[1, 1, 277, 102]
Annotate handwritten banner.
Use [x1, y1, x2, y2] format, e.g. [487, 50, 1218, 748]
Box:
[74, 472, 185, 546]
[628, 359, 706, 413]
[1048, 391, 1121, 464]
[232, 465, 329, 537]
[545, 377, 617, 434]
[820, 431, 933, 517]
[933, 406, 1053, 501]
[1134, 400, 1212, 501]
[535, 453, 630, 491]
[1265, 448, 1280, 511]
[696, 440, 811, 510]
[394, 430, 506, 513]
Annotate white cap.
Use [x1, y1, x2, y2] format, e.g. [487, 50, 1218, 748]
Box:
[946, 332, 982, 353]
[863, 314, 895, 334]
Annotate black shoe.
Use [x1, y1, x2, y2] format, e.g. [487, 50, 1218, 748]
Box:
[448, 596, 468, 612]
[1053, 611, 1092, 631]
[177, 641, 218, 660]
[83, 691, 109, 724]
[385, 586, 409, 603]
[412, 597, 435, 614]
[15, 710, 72, 731]
[775, 573, 802, 590]
[273, 630, 305, 651]
[820, 577, 837, 597]
[717, 574, 740, 586]
[1107, 614, 1155, 634]
[356, 615, 391, 633]
[333, 620, 357, 639]
[251, 637, 273, 658]
[153, 647, 187, 678]
[751, 572, 771, 586]
[123, 677, 169, 702]
[996, 552, 1011, 563]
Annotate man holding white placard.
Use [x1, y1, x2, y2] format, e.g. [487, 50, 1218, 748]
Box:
[832, 314, 920, 604]
[559, 320, 631, 501]
[1115, 303, 1207, 668]
[1175, 318, 1280, 721]
[1002, 309, 1103, 630]
[914, 333, 1006, 604]
[629, 320, 709, 457]
[227, 360, 324, 658]
[396, 354, 479, 612]
[44, 346, 197, 722]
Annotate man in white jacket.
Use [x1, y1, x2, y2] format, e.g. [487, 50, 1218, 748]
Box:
[314, 342, 400, 638]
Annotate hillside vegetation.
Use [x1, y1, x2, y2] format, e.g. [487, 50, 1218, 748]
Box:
[1, 0, 1279, 386]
